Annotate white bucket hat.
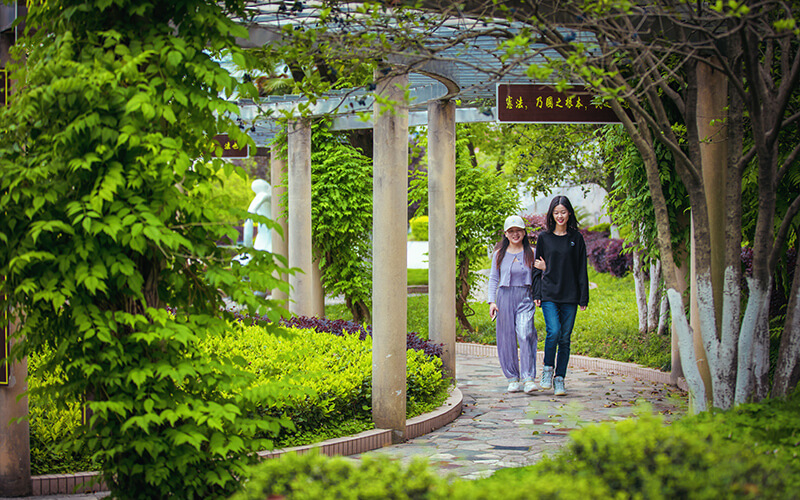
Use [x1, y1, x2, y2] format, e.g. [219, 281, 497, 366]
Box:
[503, 215, 526, 232]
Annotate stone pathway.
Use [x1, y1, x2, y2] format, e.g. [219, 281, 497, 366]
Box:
[353, 353, 687, 480]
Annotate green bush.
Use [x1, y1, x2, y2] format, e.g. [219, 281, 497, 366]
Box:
[231, 451, 454, 500]
[28, 347, 99, 475]
[199, 323, 450, 443]
[410, 215, 429, 241]
[585, 222, 611, 233]
[29, 322, 450, 473]
[238, 395, 800, 500]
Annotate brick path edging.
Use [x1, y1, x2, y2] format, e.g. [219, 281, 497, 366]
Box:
[30, 343, 685, 495]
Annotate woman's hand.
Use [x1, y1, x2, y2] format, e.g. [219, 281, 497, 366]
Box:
[580, 305, 587, 311]
[534, 257, 546, 271]
[534, 299, 541, 307]
[489, 302, 498, 320]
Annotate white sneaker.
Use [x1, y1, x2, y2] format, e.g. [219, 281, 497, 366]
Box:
[554, 376, 566, 396]
[507, 380, 523, 392]
[523, 380, 540, 393]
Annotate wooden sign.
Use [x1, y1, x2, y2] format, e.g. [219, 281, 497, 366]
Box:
[497, 84, 622, 124]
[213, 134, 249, 158]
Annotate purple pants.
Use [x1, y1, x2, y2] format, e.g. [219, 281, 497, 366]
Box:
[495, 286, 538, 381]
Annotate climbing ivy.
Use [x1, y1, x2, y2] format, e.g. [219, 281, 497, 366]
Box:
[0, 1, 292, 498]
[274, 121, 373, 323]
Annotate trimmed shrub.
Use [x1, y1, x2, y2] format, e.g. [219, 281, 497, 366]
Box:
[410, 215, 429, 241]
[231, 451, 454, 500]
[199, 323, 450, 444]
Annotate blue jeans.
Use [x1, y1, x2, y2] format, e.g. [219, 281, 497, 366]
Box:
[541, 302, 578, 378]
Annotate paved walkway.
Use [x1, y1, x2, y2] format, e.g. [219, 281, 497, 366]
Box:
[353, 353, 687, 480]
[3, 353, 686, 499]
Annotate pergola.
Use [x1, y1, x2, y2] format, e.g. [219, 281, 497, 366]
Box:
[229, 3, 575, 443]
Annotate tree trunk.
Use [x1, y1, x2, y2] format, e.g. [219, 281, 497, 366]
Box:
[347, 297, 371, 325]
[455, 257, 474, 332]
[657, 294, 669, 337]
[633, 250, 648, 334]
[735, 276, 772, 403]
[772, 251, 800, 397]
[647, 260, 662, 332]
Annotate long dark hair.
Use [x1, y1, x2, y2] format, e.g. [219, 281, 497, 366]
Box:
[495, 231, 534, 270]
[546, 195, 579, 233]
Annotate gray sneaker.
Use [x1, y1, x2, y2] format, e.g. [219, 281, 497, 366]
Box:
[553, 376, 566, 396]
[541, 366, 554, 390]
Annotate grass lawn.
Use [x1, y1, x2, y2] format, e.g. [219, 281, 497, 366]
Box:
[327, 268, 672, 370]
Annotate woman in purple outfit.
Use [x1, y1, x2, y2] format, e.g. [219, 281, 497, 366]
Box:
[487, 215, 541, 394]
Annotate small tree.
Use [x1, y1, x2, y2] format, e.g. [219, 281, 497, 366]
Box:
[0, 1, 292, 497]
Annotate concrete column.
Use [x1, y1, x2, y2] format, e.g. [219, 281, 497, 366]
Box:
[288, 120, 313, 317]
[270, 146, 289, 305]
[372, 70, 408, 443]
[427, 100, 457, 381]
[0, 317, 31, 497]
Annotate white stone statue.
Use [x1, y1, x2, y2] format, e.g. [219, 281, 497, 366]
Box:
[243, 179, 272, 253]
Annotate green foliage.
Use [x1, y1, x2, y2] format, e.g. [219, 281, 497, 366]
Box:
[28, 346, 99, 475]
[199, 323, 450, 442]
[29, 320, 449, 473]
[192, 165, 256, 228]
[585, 222, 611, 233]
[603, 125, 690, 265]
[0, 1, 293, 497]
[460, 122, 605, 200]
[478, 410, 795, 499]
[231, 451, 454, 500]
[410, 215, 429, 241]
[231, 393, 800, 499]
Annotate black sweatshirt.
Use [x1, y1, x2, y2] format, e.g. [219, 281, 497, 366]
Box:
[531, 230, 590, 307]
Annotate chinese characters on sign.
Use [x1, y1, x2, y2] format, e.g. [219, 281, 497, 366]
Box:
[497, 84, 622, 124]
[213, 134, 249, 158]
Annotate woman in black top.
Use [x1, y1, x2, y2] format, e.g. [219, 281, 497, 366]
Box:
[532, 195, 589, 396]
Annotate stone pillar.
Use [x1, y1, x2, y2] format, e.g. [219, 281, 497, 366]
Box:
[270, 146, 289, 305]
[287, 120, 313, 317]
[427, 100, 456, 381]
[0, 317, 31, 497]
[372, 70, 408, 443]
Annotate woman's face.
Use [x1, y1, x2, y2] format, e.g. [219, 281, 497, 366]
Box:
[505, 227, 526, 244]
[552, 205, 570, 227]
